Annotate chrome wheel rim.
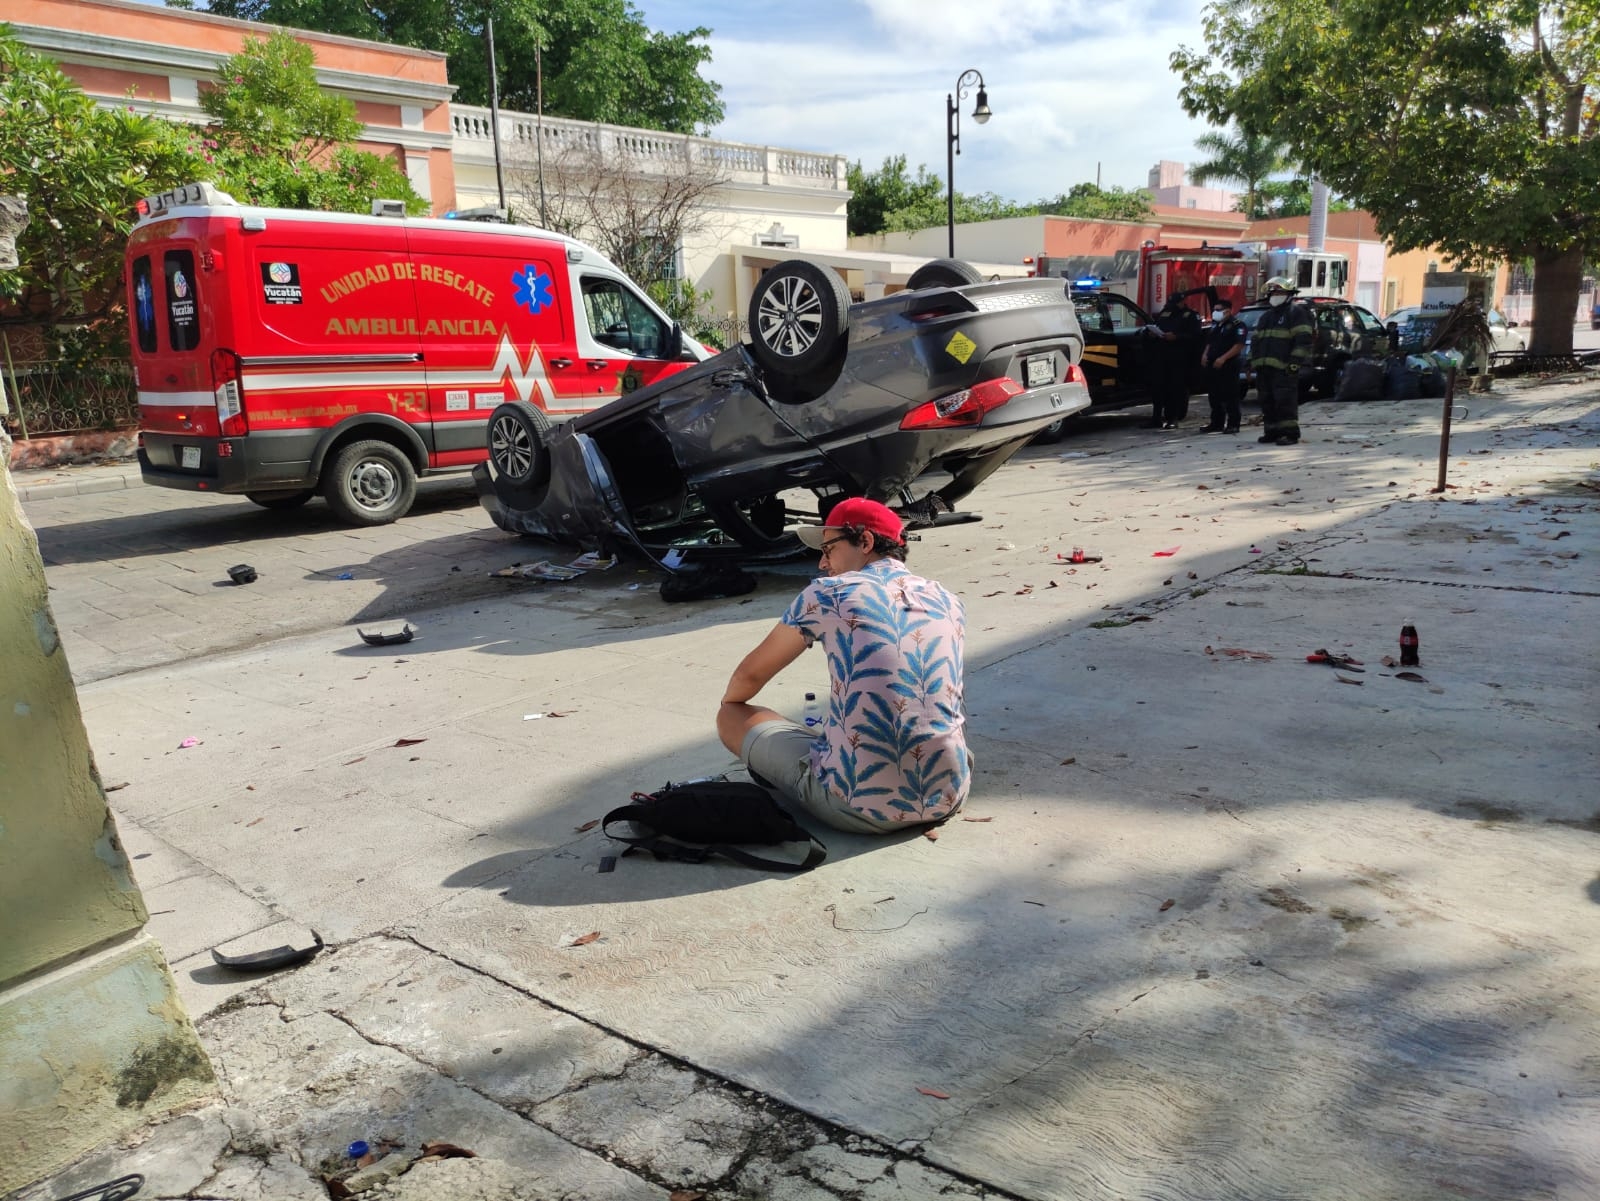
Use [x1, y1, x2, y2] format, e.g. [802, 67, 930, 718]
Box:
[756, 274, 823, 358]
[490, 414, 534, 479]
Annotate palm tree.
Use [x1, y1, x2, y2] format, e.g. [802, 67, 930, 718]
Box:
[1188, 125, 1291, 220]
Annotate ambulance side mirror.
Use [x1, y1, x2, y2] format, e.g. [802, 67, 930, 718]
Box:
[672, 322, 695, 361]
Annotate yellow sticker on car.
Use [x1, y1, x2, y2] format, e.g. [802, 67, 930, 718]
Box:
[945, 331, 977, 364]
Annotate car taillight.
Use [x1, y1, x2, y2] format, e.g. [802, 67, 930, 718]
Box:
[900, 377, 1023, 430]
[1065, 362, 1086, 385]
[211, 348, 247, 436]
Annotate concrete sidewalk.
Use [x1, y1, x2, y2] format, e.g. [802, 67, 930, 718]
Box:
[11, 459, 140, 501]
[15, 374, 1600, 1201]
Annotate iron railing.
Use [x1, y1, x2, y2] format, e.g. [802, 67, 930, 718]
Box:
[0, 354, 139, 439]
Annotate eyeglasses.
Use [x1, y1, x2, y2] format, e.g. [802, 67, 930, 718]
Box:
[816, 533, 854, 555]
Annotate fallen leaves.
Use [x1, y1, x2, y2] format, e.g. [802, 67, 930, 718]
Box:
[393, 737, 426, 748]
[916, 1086, 951, 1099]
[574, 819, 600, 833]
[1060, 756, 1077, 765]
[923, 827, 940, 842]
[563, 931, 602, 947]
[1394, 671, 1428, 683]
[1158, 898, 1175, 912]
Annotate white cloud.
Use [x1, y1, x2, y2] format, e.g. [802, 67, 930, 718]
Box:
[638, 0, 1217, 201]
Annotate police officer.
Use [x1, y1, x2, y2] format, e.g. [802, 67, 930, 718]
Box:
[1198, 298, 1246, 433]
[1249, 276, 1314, 445]
[1145, 293, 1204, 429]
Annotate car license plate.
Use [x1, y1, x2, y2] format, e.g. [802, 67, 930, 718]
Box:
[181, 445, 201, 469]
[1024, 354, 1054, 388]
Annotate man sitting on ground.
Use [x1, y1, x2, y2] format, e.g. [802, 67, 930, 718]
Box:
[716, 498, 970, 833]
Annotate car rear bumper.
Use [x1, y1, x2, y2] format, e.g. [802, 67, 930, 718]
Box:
[140, 430, 320, 494]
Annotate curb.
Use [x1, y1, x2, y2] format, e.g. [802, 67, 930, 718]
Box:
[16, 471, 140, 502]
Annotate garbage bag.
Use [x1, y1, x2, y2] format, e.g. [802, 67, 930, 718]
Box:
[1334, 357, 1385, 402]
[1383, 357, 1420, 400]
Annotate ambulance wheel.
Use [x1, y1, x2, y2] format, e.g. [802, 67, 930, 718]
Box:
[487, 401, 551, 489]
[245, 489, 314, 510]
[905, 258, 984, 290]
[748, 259, 850, 381]
[323, 440, 417, 526]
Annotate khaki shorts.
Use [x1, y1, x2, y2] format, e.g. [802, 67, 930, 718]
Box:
[741, 720, 901, 835]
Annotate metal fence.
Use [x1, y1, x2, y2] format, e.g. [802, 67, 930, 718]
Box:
[0, 354, 139, 439]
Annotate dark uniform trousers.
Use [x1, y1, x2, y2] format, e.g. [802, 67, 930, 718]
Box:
[1256, 366, 1300, 442]
[1206, 363, 1241, 430]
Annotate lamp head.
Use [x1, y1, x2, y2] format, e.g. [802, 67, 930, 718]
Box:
[972, 87, 992, 124]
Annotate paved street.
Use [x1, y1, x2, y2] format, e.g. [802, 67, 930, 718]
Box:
[14, 372, 1600, 1201]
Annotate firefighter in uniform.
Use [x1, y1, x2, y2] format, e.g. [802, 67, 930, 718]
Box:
[1250, 276, 1314, 445]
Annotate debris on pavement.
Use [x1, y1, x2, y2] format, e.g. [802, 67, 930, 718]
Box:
[1207, 647, 1274, 661]
[492, 561, 584, 581]
[923, 827, 940, 841]
[417, 1142, 477, 1163]
[561, 930, 602, 947]
[961, 815, 993, 823]
[177, 737, 201, 749]
[226, 563, 257, 585]
[210, 930, 323, 972]
[1306, 649, 1365, 671]
[1159, 898, 1175, 911]
[392, 737, 426, 747]
[51, 1173, 145, 1201]
[575, 819, 600, 832]
[568, 551, 618, 570]
[1394, 671, 1429, 683]
[1152, 546, 1181, 556]
[1336, 674, 1365, 686]
[916, 1086, 951, 1099]
[357, 624, 414, 646]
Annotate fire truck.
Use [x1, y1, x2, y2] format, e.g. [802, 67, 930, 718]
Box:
[1030, 243, 1349, 315]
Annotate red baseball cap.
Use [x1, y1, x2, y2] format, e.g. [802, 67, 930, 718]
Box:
[796, 497, 904, 549]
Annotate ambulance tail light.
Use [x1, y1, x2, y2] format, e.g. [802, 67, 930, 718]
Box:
[900, 377, 1023, 430]
[211, 348, 248, 436]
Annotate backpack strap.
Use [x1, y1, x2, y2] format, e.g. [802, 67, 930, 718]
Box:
[601, 805, 826, 873]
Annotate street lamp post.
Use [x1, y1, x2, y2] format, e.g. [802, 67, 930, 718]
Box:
[945, 69, 992, 258]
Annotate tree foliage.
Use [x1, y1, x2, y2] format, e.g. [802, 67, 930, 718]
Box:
[0, 26, 200, 353]
[183, 0, 724, 134]
[846, 156, 943, 237]
[1187, 124, 1289, 219]
[1038, 183, 1154, 222]
[197, 32, 422, 214]
[1172, 0, 1600, 353]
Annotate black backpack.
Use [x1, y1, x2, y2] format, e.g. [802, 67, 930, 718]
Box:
[601, 779, 827, 872]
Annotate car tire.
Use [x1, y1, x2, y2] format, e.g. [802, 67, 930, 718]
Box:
[245, 489, 314, 510]
[487, 401, 551, 489]
[747, 259, 850, 381]
[1032, 416, 1068, 444]
[322, 439, 417, 526]
[905, 258, 985, 290]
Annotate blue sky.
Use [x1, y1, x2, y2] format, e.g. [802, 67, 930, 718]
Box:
[632, 0, 1217, 203]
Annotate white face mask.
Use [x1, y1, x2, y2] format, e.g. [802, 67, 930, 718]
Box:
[1268, 293, 1288, 307]
[1212, 309, 1227, 321]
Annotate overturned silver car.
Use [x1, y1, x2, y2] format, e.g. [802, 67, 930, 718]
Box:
[475, 258, 1090, 562]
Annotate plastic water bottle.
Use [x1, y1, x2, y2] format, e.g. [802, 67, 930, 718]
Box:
[1399, 620, 1420, 666]
[802, 692, 824, 729]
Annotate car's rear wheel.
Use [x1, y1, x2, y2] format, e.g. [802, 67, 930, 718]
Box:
[1032, 417, 1068, 444]
[487, 401, 551, 488]
[906, 258, 984, 290]
[323, 439, 417, 526]
[246, 489, 314, 510]
[748, 259, 850, 381]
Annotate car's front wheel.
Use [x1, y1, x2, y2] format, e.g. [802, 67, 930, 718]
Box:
[747, 259, 850, 382]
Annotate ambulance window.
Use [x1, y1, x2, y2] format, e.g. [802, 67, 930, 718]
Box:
[581, 276, 669, 358]
[131, 256, 158, 353]
[1316, 261, 1327, 288]
[164, 249, 201, 352]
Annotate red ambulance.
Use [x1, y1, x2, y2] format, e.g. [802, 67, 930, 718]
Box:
[127, 183, 707, 524]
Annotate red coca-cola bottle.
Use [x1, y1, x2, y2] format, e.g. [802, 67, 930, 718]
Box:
[1399, 620, 1420, 666]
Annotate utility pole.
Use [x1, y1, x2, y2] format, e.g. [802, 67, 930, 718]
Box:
[486, 16, 507, 213]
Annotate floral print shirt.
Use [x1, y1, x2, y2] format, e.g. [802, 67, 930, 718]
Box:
[781, 558, 969, 823]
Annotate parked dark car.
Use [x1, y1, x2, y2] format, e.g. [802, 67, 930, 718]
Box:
[1237, 297, 1389, 397]
[1067, 287, 1206, 411]
[474, 258, 1091, 562]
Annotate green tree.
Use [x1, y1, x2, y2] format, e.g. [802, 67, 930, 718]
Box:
[1187, 123, 1289, 220]
[1039, 183, 1154, 222]
[198, 31, 423, 213]
[0, 26, 201, 355]
[185, 0, 724, 135]
[1173, 0, 1600, 354]
[846, 155, 943, 237]
[1251, 177, 1353, 220]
